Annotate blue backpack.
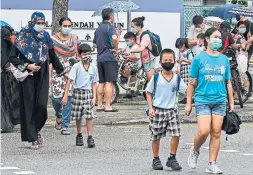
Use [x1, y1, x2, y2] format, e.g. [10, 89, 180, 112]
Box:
[140, 30, 162, 57]
[145, 73, 181, 116]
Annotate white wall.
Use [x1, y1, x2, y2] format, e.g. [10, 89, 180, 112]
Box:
[1, 9, 181, 67]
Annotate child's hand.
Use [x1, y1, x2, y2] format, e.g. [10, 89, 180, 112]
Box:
[91, 98, 96, 107]
[149, 108, 155, 117]
[61, 96, 68, 106]
[178, 58, 184, 64]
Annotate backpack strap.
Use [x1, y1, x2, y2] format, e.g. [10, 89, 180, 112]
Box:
[152, 73, 160, 100]
[177, 75, 181, 93]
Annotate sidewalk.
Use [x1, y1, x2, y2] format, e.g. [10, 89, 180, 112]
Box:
[46, 98, 253, 126]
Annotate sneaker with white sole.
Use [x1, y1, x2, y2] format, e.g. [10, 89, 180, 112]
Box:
[205, 162, 223, 174]
[188, 146, 200, 169]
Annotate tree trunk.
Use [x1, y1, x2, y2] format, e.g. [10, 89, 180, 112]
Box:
[52, 0, 69, 34]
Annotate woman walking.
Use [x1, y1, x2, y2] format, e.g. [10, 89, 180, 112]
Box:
[126, 16, 155, 80]
[9, 12, 64, 149]
[1, 27, 20, 132]
[185, 28, 234, 174]
[50, 17, 80, 135]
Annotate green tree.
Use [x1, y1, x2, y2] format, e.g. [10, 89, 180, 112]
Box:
[52, 0, 69, 34]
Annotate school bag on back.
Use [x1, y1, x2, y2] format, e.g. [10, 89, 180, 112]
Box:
[140, 30, 162, 57]
[145, 73, 181, 116]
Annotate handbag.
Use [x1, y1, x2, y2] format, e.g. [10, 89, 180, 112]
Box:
[9, 63, 32, 82]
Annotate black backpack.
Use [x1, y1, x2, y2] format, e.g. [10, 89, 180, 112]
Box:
[222, 110, 242, 140]
[140, 30, 162, 57]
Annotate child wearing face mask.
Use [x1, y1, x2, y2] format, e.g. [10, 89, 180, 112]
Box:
[120, 32, 141, 79]
[175, 38, 194, 86]
[62, 43, 98, 148]
[196, 33, 205, 56]
[145, 49, 187, 171]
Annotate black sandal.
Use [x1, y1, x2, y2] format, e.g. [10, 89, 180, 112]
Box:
[55, 119, 62, 130]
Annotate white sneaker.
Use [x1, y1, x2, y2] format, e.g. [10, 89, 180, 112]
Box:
[205, 162, 223, 174]
[188, 146, 200, 169]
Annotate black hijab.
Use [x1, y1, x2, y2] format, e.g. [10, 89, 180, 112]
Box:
[1, 28, 13, 69]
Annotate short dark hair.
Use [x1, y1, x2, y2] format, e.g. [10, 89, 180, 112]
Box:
[124, 32, 136, 40]
[175, 38, 188, 49]
[237, 21, 246, 27]
[160, 49, 175, 61]
[197, 33, 205, 39]
[59, 16, 72, 26]
[192, 15, 203, 25]
[78, 43, 92, 54]
[102, 8, 114, 21]
[132, 16, 145, 28]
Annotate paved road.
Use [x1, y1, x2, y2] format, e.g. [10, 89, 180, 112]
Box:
[1, 123, 253, 175]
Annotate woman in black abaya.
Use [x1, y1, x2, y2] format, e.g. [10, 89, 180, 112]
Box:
[1, 27, 20, 132]
[9, 12, 64, 149]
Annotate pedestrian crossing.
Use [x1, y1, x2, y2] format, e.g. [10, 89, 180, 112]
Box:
[0, 163, 35, 174]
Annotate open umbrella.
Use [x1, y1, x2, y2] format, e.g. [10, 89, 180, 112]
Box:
[204, 16, 224, 27]
[92, 0, 140, 31]
[209, 4, 242, 20]
[229, 7, 253, 17]
[92, 0, 140, 17]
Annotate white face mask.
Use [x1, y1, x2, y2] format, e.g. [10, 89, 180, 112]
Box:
[196, 27, 202, 32]
[34, 24, 44, 32]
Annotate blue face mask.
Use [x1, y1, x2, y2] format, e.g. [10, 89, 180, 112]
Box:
[61, 27, 71, 35]
[239, 28, 246, 34]
[126, 42, 132, 47]
[210, 38, 222, 51]
[131, 27, 138, 34]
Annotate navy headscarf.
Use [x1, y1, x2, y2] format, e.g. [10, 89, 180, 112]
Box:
[14, 11, 54, 63]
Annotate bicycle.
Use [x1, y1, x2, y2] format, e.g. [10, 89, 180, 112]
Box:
[115, 50, 148, 99]
[224, 48, 252, 108]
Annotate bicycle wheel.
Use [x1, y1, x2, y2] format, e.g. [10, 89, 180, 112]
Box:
[238, 71, 253, 103]
[231, 69, 243, 108]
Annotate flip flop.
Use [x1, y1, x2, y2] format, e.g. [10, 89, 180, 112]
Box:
[104, 108, 118, 112]
[96, 108, 105, 112]
[55, 119, 62, 130]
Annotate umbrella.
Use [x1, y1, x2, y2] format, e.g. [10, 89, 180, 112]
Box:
[91, 0, 140, 17]
[204, 16, 224, 27]
[0, 20, 13, 29]
[229, 7, 253, 17]
[209, 4, 242, 20]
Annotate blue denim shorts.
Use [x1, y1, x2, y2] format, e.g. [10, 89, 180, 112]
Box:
[195, 102, 226, 117]
[143, 59, 156, 72]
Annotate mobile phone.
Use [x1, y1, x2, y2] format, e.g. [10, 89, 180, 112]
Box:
[36, 62, 42, 66]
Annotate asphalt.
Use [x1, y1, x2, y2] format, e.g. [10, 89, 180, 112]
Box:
[1, 123, 253, 175]
[45, 97, 253, 126]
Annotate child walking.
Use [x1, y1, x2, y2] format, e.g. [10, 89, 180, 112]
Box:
[146, 49, 187, 171]
[62, 43, 97, 148]
[175, 38, 194, 85]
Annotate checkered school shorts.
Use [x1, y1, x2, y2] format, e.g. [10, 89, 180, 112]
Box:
[149, 107, 181, 141]
[180, 64, 190, 85]
[71, 89, 94, 121]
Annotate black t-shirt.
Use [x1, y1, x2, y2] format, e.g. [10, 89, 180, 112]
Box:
[220, 31, 235, 50]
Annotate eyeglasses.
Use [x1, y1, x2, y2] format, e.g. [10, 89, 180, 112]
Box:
[36, 22, 45, 25]
[63, 25, 71, 28]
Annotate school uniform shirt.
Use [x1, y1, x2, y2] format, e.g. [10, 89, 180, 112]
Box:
[189, 51, 231, 105]
[125, 44, 142, 67]
[146, 72, 187, 109]
[179, 49, 194, 65]
[69, 62, 98, 89]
